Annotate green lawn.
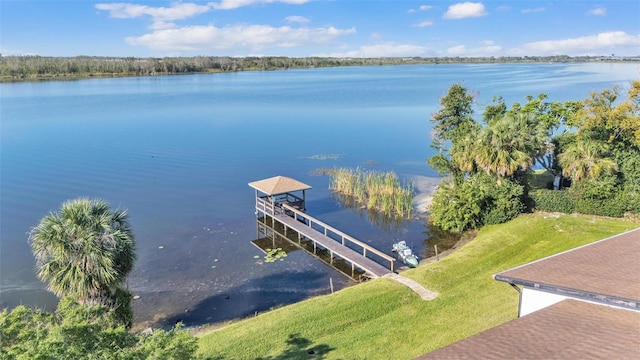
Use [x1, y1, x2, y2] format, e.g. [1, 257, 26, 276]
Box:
[197, 213, 638, 359]
[529, 169, 555, 189]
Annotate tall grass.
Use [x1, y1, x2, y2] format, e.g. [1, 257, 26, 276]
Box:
[328, 168, 414, 218]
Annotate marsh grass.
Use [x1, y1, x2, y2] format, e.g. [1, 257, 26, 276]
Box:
[328, 168, 415, 219]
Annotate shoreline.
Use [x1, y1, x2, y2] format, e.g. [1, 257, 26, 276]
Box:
[411, 175, 443, 215]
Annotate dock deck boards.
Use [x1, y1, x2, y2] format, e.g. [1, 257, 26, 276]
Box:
[274, 212, 391, 278]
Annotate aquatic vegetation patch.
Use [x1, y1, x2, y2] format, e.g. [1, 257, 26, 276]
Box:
[328, 167, 415, 219]
[301, 154, 342, 160]
[310, 168, 337, 176]
[264, 248, 287, 263]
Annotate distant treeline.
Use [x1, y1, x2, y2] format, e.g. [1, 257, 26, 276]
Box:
[1, 54, 636, 81]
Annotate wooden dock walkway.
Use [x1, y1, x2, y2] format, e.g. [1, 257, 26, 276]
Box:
[274, 209, 392, 278]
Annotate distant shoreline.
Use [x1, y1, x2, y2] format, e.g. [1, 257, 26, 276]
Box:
[2, 55, 638, 83]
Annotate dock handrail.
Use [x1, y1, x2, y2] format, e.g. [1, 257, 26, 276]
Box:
[282, 203, 395, 272]
[255, 197, 278, 215]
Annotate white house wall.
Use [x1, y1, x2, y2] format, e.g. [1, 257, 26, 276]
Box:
[520, 287, 567, 316]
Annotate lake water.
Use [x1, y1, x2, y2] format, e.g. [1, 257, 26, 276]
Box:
[1, 63, 637, 329]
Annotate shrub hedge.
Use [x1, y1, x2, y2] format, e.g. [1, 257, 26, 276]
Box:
[530, 189, 575, 214]
[572, 193, 628, 217]
[530, 189, 628, 217]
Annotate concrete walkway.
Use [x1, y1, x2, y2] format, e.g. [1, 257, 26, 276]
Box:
[383, 273, 438, 300]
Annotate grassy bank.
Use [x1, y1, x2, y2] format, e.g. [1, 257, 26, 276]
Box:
[197, 213, 638, 359]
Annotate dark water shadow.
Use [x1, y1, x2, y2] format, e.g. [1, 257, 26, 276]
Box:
[421, 222, 463, 259]
[304, 196, 345, 217]
[159, 270, 329, 330]
[256, 333, 335, 360]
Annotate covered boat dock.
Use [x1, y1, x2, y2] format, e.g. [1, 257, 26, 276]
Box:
[249, 176, 396, 278]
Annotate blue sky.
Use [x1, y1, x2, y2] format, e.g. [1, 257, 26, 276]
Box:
[1, 0, 639, 57]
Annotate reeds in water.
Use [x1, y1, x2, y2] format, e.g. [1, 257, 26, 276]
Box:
[328, 168, 414, 218]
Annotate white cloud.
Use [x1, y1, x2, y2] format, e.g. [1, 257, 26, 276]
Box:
[212, 0, 308, 10]
[521, 7, 545, 14]
[125, 24, 355, 53]
[320, 42, 431, 58]
[285, 15, 310, 24]
[95, 0, 309, 21]
[415, 21, 434, 28]
[444, 32, 640, 57]
[588, 7, 606, 16]
[408, 4, 433, 14]
[149, 21, 177, 30]
[95, 2, 213, 21]
[447, 45, 466, 55]
[447, 41, 502, 56]
[511, 31, 640, 56]
[443, 2, 488, 19]
[0, 47, 38, 56]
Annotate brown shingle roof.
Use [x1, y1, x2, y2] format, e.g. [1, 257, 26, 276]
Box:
[417, 299, 640, 360]
[248, 176, 312, 196]
[494, 228, 640, 308]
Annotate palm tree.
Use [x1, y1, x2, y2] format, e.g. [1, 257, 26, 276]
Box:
[558, 138, 619, 181]
[29, 198, 136, 306]
[474, 114, 538, 178]
[451, 131, 478, 174]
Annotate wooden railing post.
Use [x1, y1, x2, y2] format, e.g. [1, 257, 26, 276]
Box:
[281, 203, 396, 273]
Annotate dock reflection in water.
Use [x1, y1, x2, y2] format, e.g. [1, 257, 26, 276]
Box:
[252, 217, 368, 282]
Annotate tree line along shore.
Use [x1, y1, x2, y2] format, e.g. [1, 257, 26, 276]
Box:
[1, 54, 637, 82]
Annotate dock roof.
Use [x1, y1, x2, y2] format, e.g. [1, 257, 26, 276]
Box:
[248, 176, 312, 196]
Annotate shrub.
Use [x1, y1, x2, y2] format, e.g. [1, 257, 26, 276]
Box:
[531, 188, 628, 217]
[569, 176, 619, 200]
[430, 174, 525, 232]
[430, 179, 484, 232]
[618, 148, 640, 213]
[530, 189, 575, 214]
[0, 301, 200, 359]
[624, 186, 640, 213]
[572, 193, 628, 217]
[481, 177, 524, 225]
[566, 176, 628, 217]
